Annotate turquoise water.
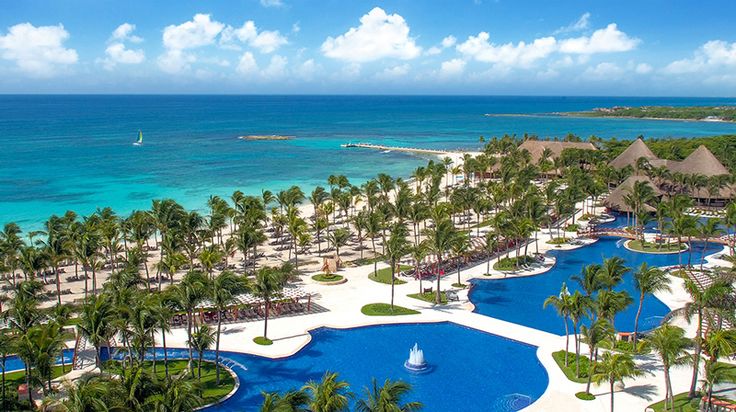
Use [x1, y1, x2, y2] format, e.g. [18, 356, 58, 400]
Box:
[2, 95, 736, 228]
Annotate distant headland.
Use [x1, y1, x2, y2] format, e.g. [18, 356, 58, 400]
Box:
[486, 105, 736, 123]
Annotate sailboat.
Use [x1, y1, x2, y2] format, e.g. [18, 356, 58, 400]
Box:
[133, 130, 143, 146]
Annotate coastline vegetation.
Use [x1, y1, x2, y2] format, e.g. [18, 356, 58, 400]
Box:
[569, 106, 736, 122]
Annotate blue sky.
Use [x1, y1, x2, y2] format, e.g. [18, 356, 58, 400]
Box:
[1, 0, 735, 95]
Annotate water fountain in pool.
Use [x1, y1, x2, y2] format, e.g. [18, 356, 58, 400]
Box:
[404, 343, 429, 372]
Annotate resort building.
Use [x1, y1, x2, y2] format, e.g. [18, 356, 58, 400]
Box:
[517, 139, 597, 164]
[606, 138, 734, 208]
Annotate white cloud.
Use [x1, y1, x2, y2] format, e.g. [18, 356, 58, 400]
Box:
[0, 23, 78, 77]
[158, 50, 195, 74]
[221, 21, 288, 53]
[101, 23, 144, 70]
[262, 55, 288, 79]
[376, 63, 410, 79]
[553, 12, 590, 35]
[111, 23, 142, 43]
[162, 14, 224, 50]
[457, 32, 557, 68]
[582, 62, 624, 80]
[295, 58, 317, 80]
[439, 58, 466, 76]
[292, 22, 300, 33]
[321, 7, 421, 62]
[260, 0, 284, 8]
[559, 23, 639, 54]
[426, 47, 442, 56]
[441, 35, 457, 49]
[635, 62, 653, 74]
[237, 51, 258, 75]
[664, 40, 736, 74]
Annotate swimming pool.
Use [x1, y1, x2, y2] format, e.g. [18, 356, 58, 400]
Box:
[469, 215, 724, 335]
[130, 322, 548, 411]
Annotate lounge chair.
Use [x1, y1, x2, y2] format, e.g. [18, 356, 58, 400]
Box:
[446, 290, 459, 302]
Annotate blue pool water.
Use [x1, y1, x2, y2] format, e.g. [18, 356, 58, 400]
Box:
[3, 349, 74, 373]
[3, 95, 736, 229]
[469, 215, 724, 335]
[115, 322, 548, 411]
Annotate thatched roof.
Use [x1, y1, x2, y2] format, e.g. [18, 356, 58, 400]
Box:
[518, 140, 596, 164]
[609, 138, 659, 169]
[668, 145, 730, 177]
[603, 175, 662, 213]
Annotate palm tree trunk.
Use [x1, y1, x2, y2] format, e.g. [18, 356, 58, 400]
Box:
[216, 312, 222, 385]
[263, 300, 270, 339]
[390, 260, 396, 310]
[436, 257, 443, 304]
[162, 326, 169, 378]
[91, 266, 97, 296]
[187, 311, 194, 374]
[633, 293, 644, 347]
[689, 312, 703, 398]
[610, 381, 615, 412]
[564, 317, 570, 367]
[585, 347, 594, 393]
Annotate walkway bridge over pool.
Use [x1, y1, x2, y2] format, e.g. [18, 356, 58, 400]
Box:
[579, 228, 733, 247]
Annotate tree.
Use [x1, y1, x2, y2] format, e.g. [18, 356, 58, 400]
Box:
[143, 372, 204, 412]
[356, 378, 422, 412]
[632, 263, 670, 347]
[592, 352, 643, 412]
[384, 224, 410, 310]
[543, 283, 572, 366]
[77, 294, 114, 367]
[303, 371, 351, 412]
[328, 228, 351, 266]
[188, 325, 215, 380]
[167, 271, 207, 373]
[210, 270, 247, 384]
[260, 389, 310, 412]
[701, 330, 736, 410]
[251, 265, 289, 341]
[648, 325, 691, 412]
[423, 218, 457, 304]
[581, 319, 613, 394]
[410, 243, 428, 294]
[697, 218, 723, 271]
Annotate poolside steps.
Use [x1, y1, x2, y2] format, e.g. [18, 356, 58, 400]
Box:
[72, 335, 96, 370]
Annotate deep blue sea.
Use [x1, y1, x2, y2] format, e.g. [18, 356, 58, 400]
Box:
[2, 95, 736, 228]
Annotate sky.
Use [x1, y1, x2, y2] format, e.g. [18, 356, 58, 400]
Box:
[1, 0, 735, 95]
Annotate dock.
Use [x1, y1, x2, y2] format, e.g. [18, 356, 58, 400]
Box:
[341, 143, 454, 155]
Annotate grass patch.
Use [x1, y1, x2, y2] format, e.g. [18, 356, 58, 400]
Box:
[627, 240, 686, 253]
[552, 351, 593, 383]
[598, 339, 651, 354]
[311, 273, 344, 282]
[493, 255, 537, 271]
[407, 291, 448, 304]
[451, 283, 467, 289]
[647, 392, 703, 412]
[578, 214, 595, 222]
[576, 392, 596, 401]
[361, 303, 419, 316]
[546, 237, 568, 245]
[564, 223, 580, 232]
[369, 265, 410, 285]
[253, 336, 273, 345]
[106, 359, 234, 405]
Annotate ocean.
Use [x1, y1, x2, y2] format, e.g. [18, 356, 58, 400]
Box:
[2, 95, 736, 229]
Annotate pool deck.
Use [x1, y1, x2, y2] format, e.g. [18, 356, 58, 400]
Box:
[160, 204, 733, 412]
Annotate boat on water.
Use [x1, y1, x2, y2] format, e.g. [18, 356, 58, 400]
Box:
[133, 130, 143, 146]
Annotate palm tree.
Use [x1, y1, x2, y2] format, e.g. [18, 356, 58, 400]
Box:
[152, 294, 174, 378]
[303, 371, 351, 412]
[260, 389, 310, 412]
[697, 218, 723, 271]
[57, 374, 118, 412]
[543, 283, 572, 366]
[188, 325, 215, 380]
[251, 265, 288, 341]
[581, 319, 613, 394]
[328, 228, 351, 266]
[385, 224, 410, 310]
[569, 290, 591, 378]
[411, 243, 428, 294]
[210, 270, 247, 384]
[632, 263, 671, 346]
[648, 325, 691, 412]
[168, 271, 207, 373]
[356, 378, 422, 412]
[701, 330, 736, 410]
[598, 257, 630, 290]
[450, 233, 470, 286]
[0, 331, 13, 410]
[423, 218, 457, 304]
[592, 352, 643, 412]
[144, 372, 204, 412]
[77, 294, 114, 367]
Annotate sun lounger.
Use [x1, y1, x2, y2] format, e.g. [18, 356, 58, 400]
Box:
[446, 290, 459, 301]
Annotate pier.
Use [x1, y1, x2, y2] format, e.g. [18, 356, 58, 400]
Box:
[341, 143, 455, 155]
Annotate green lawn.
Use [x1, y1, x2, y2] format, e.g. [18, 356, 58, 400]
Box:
[627, 240, 686, 253]
[369, 265, 410, 285]
[647, 392, 702, 412]
[311, 273, 344, 282]
[552, 351, 593, 383]
[546, 237, 567, 245]
[106, 359, 235, 405]
[352, 256, 385, 266]
[576, 391, 596, 401]
[493, 255, 537, 271]
[253, 336, 273, 346]
[2, 364, 72, 398]
[407, 291, 448, 304]
[564, 223, 580, 232]
[360, 303, 419, 316]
